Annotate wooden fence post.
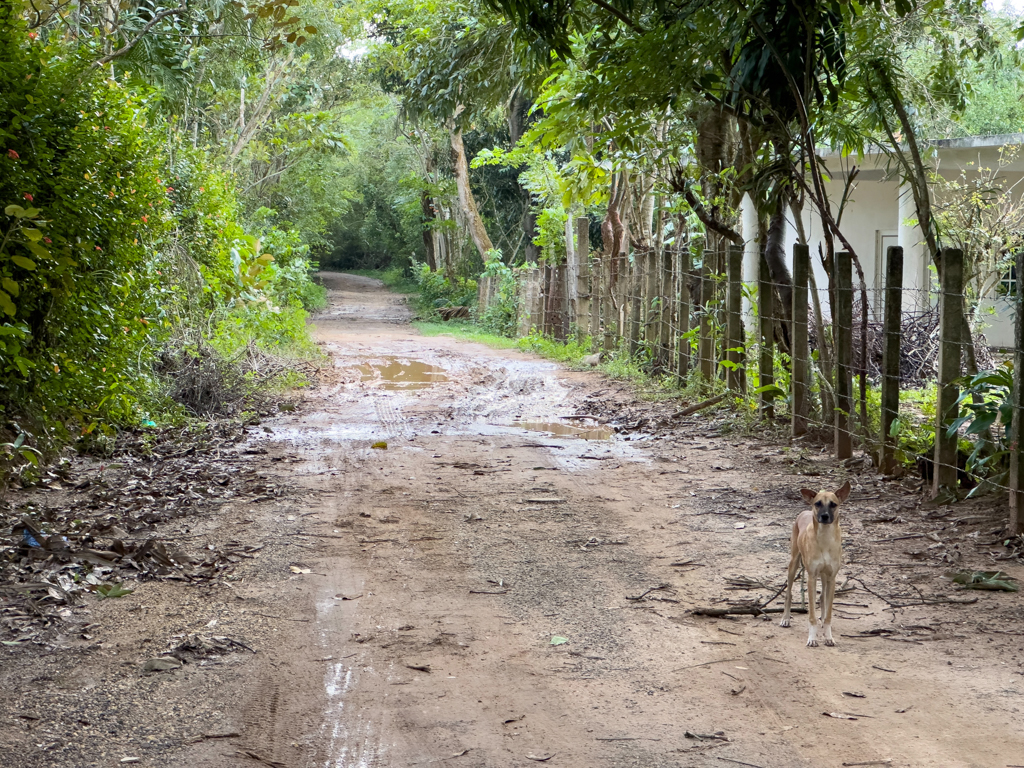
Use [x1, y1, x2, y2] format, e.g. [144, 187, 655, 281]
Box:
[658, 245, 672, 368]
[1009, 250, 1024, 534]
[698, 249, 716, 381]
[615, 248, 628, 349]
[590, 255, 602, 351]
[603, 253, 616, 351]
[534, 268, 546, 335]
[676, 234, 692, 381]
[758, 251, 775, 418]
[551, 265, 565, 340]
[835, 251, 854, 459]
[934, 247, 964, 497]
[725, 244, 744, 392]
[517, 271, 530, 337]
[522, 269, 533, 335]
[791, 244, 809, 437]
[645, 247, 659, 351]
[539, 265, 550, 336]
[628, 251, 643, 357]
[577, 217, 591, 343]
[880, 245, 904, 474]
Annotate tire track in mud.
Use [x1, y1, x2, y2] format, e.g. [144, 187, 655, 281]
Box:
[371, 393, 409, 440]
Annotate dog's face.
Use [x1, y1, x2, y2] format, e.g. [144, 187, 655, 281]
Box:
[800, 481, 851, 525]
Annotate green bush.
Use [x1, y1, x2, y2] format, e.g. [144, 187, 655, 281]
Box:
[0, 22, 326, 462]
[414, 262, 477, 313]
[478, 260, 519, 338]
[0, 25, 170, 435]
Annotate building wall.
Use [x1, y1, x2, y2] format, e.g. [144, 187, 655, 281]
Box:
[736, 143, 1021, 347]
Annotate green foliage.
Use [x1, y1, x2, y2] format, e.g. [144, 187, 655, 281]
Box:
[0, 27, 170, 434]
[0, 20, 328, 476]
[947, 363, 1014, 484]
[413, 262, 477, 313]
[533, 208, 567, 264]
[478, 259, 519, 337]
[515, 331, 591, 364]
[887, 387, 939, 467]
[322, 100, 428, 270]
[413, 320, 521, 350]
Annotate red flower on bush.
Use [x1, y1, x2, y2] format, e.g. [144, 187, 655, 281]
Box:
[43, 237, 51, 244]
[141, 215, 148, 223]
[23, 193, 33, 201]
[7, 149, 19, 159]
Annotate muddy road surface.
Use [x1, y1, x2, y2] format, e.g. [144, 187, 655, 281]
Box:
[5, 271, 1023, 768]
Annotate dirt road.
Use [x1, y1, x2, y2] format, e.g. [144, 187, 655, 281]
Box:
[5, 272, 1023, 768]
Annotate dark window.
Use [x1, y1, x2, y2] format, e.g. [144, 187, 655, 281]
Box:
[999, 263, 1017, 296]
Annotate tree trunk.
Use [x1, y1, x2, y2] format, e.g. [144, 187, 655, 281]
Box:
[509, 93, 540, 263]
[420, 191, 437, 271]
[449, 126, 494, 260]
[602, 171, 627, 310]
[764, 194, 793, 352]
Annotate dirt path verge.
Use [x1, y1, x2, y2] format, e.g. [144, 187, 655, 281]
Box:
[3, 272, 1023, 768]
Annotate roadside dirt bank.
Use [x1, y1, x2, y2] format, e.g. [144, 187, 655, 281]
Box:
[3, 271, 1023, 768]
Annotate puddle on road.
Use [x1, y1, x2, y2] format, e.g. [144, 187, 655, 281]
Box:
[514, 420, 612, 440]
[354, 358, 447, 390]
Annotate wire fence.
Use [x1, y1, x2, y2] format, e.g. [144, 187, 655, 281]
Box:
[476, 227, 1024, 535]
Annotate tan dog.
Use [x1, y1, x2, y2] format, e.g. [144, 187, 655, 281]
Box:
[779, 481, 852, 647]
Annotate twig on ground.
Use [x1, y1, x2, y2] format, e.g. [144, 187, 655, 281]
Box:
[716, 757, 766, 768]
[245, 612, 310, 623]
[673, 657, 742, 672]
[233, 749, 287, 768]
[626, 585, 672, 601]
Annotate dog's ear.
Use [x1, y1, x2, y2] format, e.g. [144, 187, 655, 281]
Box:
[834, 480, 852, 503]
[800, 488, 818, 504]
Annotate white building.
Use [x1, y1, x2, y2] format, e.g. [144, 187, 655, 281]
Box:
[737, 134, 1021, 348]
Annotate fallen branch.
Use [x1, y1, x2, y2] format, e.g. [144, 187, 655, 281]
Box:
[675, 392, 731, 418]
[848, 577, 978, 608]
[691, 606, 806, 617]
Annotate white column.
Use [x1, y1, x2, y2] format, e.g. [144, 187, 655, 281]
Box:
[740, 193, 758, 320]
[898, 182, 930, 311]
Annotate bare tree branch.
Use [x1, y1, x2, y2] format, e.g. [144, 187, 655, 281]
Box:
[91, 5, 189, 68]
[677, 182, 743, 245]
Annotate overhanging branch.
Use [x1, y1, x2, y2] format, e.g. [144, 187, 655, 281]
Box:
[91, 6, 189, 68]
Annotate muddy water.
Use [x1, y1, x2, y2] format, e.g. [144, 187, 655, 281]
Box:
[514, 420, 612, 440]
[353, 357, 448, 390]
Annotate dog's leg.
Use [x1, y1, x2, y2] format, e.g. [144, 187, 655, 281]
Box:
[779, 552, 800, 628]
[805, 570, 819, 647]
[821, 571, 837, 646]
